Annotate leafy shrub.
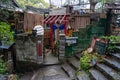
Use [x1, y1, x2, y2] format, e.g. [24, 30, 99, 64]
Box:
[80, 51, 99, 71]
[101, 36, 120, 43]
[0, 22, 14, 43]
[101, 36, 120, 53]
[80, 51, 92, 71]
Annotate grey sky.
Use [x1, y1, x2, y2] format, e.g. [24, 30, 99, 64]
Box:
[45, 0, 66, 7]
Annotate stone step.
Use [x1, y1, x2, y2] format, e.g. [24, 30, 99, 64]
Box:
[116, 46, 120, 53]
[111, 53, 120, 63]
[103, 57, 120, 71]
[67, 57, 80, 70]
[61, 63, 76, 80]
[96, 63, 120, 80]
[74, 53, 81, 60]
[89, 68, 108, 80]
[77, 70, 90, 80]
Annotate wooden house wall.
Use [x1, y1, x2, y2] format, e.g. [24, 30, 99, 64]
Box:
[70, 14, 90, 31]
[24, 12, 44, 32]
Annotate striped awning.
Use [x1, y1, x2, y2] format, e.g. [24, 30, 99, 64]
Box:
[43, 15, 68, 24]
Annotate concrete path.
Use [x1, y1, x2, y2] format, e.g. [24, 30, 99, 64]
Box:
[20, 65, 70, 80]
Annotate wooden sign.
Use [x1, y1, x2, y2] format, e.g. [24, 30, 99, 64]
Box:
[93, 38, 109, 54]
[66, 37, 78, 45]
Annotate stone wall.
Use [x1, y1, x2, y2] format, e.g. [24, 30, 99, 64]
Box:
[15, 36, 38, 62]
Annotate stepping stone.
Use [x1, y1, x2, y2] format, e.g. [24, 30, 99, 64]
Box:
[77, 71, 90, 80]
[96, 63, 120, 80]
[112, 53, 120, 62]
[61, 63, 75, 80]
[67, 57, 80, 70]
[103, 57, 120, 71]
[89, 68, 108, 80]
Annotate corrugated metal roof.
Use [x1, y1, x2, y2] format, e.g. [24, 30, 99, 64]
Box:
[0, 0, 20, 9]
[26, 6, 51, 14]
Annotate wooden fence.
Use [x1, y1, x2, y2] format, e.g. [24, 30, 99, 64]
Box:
[24, 12, 44, 32]
[70, 14, 90, 31]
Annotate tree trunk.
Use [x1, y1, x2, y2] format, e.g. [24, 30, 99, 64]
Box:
[90, 3, 96, 12]
[89, 0, 97, 12]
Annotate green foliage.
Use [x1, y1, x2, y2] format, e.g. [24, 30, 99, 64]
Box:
[16, 0, 49, 8]
[80, 51, 92, 71]
[101, 36, 120, 53]
[80, 51, 98, 71]
[101, 36, 120, 43]
[0, 9, 9, 22]
[0, 22, 14, 43]
[0, 55, 7, 74]
[0, 0, 8, 3]
[8, 74, 19, 80]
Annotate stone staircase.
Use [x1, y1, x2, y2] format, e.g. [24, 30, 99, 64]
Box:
[61, 47, 120, 80]
[111, 27, 120, 36]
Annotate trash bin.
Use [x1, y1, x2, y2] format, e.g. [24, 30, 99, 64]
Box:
[65, 37, 78, 57]
[65, 45, 73, 57]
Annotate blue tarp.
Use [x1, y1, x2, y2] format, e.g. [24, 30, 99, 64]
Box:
[52, 24, 65, 31]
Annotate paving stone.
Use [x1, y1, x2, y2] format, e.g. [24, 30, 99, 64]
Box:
[20, 72, 34, 80]
[103, 57, 120, 71]
[89, 68, 108, 80]
[77, 71, 90, 80]
[20, 65, 70, 80]
[61, 63, 75, 80]
[96, 63, 120, 80]
[43, 74, 70, 80]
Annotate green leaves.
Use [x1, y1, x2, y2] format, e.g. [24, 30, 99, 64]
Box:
[80, 50, 100, 71]
[0, 55, 7, 74]
[101, 36, 120, 43]
[100, 36, 120, 53]
[16, 0, 49, 8]
[0, 22, 14, 43]
[80, 51, 92, 71]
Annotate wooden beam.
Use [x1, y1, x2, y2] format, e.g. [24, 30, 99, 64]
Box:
[106, 6, 120, 10]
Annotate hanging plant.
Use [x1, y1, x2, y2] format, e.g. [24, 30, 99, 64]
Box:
[0, 22, 14, 44]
